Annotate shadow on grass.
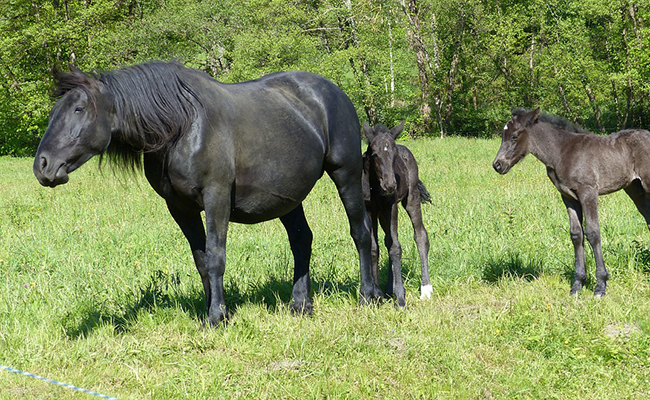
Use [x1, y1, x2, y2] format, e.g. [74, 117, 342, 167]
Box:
[633, 240, 650, 274]
[481, 253, 544, 283]
[62, 269, 205, 338]
[62, 268, 360, 338]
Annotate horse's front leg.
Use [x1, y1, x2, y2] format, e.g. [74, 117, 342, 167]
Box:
[280, 204, 313, 315]
[166, 202, 209, 317]
[379, 202, 405, 307]
[579, 191, 609, 296]
[202, 189, 232, 325]
[562, 195, 587, 295]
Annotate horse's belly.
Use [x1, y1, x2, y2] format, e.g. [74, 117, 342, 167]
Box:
[231, 168, 323, 224]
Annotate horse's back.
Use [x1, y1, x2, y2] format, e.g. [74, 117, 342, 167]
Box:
[186, 70, 361, 222]
[396, 144, 420, 183]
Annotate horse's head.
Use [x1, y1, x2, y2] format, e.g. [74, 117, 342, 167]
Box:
[492, 108, 540, 175]
[363, 121, 405, 195]
[34, 67, 115, 187]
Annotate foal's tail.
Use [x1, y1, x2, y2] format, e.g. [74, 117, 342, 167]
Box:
[417, 180, 432, 204]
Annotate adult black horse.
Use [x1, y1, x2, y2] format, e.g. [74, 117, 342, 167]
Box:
[33, 61, 382, 326]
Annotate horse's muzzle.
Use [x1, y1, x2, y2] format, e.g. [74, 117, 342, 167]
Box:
[33, 155, 70, 187]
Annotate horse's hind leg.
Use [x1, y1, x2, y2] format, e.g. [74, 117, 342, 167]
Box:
[327, 164, 384, 303]
[403, 198, 432, 299]
[562, 195, 587, 295]
[625, 179, 650, 230]
[280, 204, 313, 315]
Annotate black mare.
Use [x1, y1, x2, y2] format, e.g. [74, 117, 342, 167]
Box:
[33, 61, 383, 326]
[493, 108, 650, 296]
[362, 122, 432, 307]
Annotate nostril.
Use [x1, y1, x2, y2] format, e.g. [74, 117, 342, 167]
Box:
[40, 156, 48, 170]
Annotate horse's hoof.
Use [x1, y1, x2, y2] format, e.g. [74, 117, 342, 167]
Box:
[359, 292, 383, 306]
[420, 284, 433, 299]
[359, 284, 384, 305]
[570, 282, 583, 296]
[206, 306, 229, 328]
[594, 282, 607, 297]
[394, 299, 406, 309]
[290, 300, 313, 316]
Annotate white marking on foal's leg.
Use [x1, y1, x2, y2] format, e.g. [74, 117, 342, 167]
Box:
[420, 284, 433, 299]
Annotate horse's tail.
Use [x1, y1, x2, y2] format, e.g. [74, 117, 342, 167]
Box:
[417, 180, 432, 204]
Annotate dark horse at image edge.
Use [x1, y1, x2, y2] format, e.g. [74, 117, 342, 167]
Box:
[33, 61, 383, 326]
[362, 121, 432, 307]
[493, 108, 650, 296]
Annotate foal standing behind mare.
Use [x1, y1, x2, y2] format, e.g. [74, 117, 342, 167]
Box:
[493, 108, 650, 296]
[362, 121, 433, 307]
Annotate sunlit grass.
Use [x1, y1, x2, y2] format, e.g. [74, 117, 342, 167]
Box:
[1, 137, 649, 399]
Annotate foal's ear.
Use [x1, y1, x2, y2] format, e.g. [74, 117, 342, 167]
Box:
[390, 120, 405, 139]
[363, 121, 376, 141]
[525, 108, 541, 127]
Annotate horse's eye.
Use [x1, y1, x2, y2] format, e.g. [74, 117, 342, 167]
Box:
[511, 134, 519, 141]
[74, 106, 85, 113]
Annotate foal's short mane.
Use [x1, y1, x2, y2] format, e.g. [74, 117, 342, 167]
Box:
[513, 108, 589, 134]
[55, 61, 201, 170]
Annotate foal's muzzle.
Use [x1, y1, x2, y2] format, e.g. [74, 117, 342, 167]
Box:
[492, 159, 509, 175]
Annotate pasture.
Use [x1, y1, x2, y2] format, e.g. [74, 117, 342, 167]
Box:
[1, 137, 649, 399]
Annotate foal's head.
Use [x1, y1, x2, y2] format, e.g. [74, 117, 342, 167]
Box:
[492, 108, 540, 175]
[363, 121, 405, 195]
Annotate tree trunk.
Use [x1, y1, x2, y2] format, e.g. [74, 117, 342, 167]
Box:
[583, 82, 605, 133]
[401, 0, 435, 136]
[340, 0, 376, 124]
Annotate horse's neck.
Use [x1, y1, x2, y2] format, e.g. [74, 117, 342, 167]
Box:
[528, 123, 576, 169]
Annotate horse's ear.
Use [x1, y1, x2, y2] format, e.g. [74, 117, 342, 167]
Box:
[363, 122, 375, 141]
[390, 120, 405, 139]
[525, 108, 541, 127]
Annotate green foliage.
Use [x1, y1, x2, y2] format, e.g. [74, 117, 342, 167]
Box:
[2, 0, 650, 154]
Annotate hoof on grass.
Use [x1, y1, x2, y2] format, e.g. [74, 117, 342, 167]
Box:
[420, 284, 433, 300]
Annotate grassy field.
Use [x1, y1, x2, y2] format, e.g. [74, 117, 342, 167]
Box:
[1, 137, 649, 399]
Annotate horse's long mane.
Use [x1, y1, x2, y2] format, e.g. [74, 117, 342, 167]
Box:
[513, 108, 589, 134]
[54, 61, 201, 170]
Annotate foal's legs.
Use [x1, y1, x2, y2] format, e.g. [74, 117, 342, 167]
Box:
[562, 195, 587, 295]
[578, 190, 609, 296]
[280, 204, 314, 315]
[379, 204, 406, 307]
[367, 209, 381, 287]
[403, 198, 432, 299]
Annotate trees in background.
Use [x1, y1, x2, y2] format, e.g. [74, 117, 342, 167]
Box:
[1, 0, 649, 155]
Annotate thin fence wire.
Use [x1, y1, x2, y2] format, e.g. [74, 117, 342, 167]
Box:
[0, 363, 120, 400]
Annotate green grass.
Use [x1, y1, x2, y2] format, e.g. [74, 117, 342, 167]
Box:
[1, 137, 649, 399]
